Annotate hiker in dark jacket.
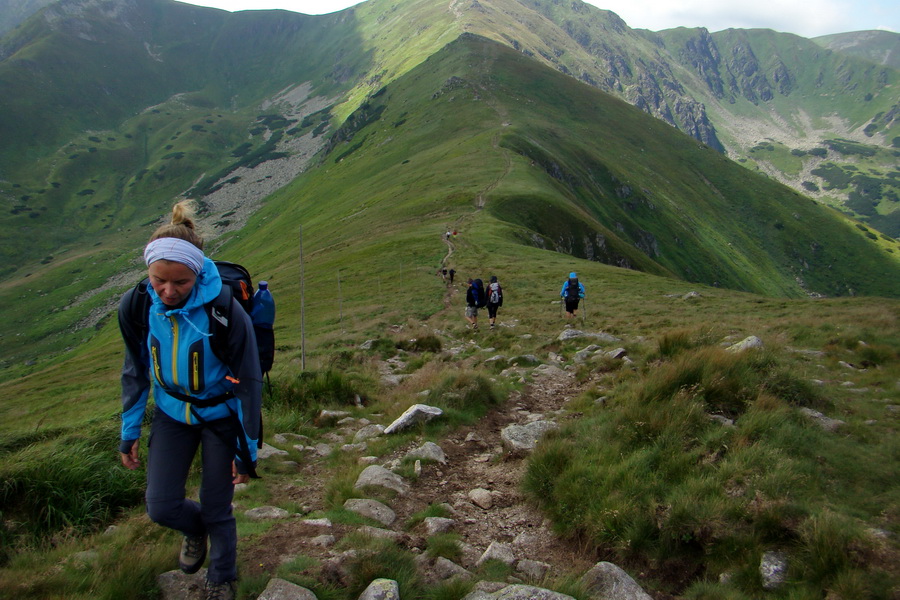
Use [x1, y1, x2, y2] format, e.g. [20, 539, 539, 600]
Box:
[118, 200, 261, 600]
[560, 271, 585, 319]
[465, 278, 481, 330]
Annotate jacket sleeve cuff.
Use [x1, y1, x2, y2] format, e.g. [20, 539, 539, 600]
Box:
[119, 439, 137, 454]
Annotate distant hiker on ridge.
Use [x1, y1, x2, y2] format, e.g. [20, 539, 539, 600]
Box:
[448, 268, 456, 285]
[118, 200, 261, 600]
[560, 271, 585, 320]
[486, 275, 503, 329]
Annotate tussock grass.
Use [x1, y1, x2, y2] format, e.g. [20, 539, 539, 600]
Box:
[425, 533, 463, 561]
[524, 333, 899, 597]
[0, 423, 144, 563]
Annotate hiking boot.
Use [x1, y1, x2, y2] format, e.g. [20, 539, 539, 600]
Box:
[179, 533, 207, 574]
[205, 580, 236, 600]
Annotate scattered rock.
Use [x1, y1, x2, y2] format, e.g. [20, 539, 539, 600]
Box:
[344, 498, 397, 526]
[433, 556, 472, 580]
[531, 364, 567, 378]
[319, 410, 351, 422]
[359, 525, 403, 541]
[354, 465, 410, 495]
[257, 578, 317, 600]
[298, 518, 333, 531]
[310, 534, 336, 547]
[384, 404, 444, 434]
[257, 443, 289, 460]
[272, 433, 310, 444]
[475, 541, 515, 567]
[708, 414, 735, 427]
[726, 336, 764, 352]
[799, 408, 845, 432]
[359, 578, 400, 600]
[516, 558, 551, 580]
[245, 506, 290, 520]
[500, 421, 558, 455]
[406, 441, 447, 464]
[157, 569, 206, 600]
[423, 517, 455, 535]
[760, 550, 789, 590]
[493, 585, 575, 600]
[557, 329, 621, 343]
[581, 562, 653, 600]
[469, 488, 494, 509]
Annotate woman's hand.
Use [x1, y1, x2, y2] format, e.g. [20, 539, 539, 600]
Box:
[232, 461, 249, 485]
[120, 440, 140, 470]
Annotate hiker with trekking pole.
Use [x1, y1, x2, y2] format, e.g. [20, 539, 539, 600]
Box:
[117, 200, 262, 600]
[560, 271, 586, 322]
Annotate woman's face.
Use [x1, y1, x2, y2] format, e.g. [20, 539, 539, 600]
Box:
[148, 260, 197, 307]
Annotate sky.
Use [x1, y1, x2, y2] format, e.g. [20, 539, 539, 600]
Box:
[181, 0, 899, 39]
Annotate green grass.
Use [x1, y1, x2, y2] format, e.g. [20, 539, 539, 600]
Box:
[0, 19, 899, 600]
[523, 331, 899, 597]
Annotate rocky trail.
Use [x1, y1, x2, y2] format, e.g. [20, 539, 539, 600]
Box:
[157, 325, 659, 600]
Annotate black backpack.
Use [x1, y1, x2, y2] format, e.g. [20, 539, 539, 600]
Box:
[473, 279, 487, 308]
[565, 278, 581, 300]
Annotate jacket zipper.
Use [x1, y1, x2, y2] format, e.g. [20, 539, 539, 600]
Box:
[192, 352, 200, 393]
[168, 316, 192, 424]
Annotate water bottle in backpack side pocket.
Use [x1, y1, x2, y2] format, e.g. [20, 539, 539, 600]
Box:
[251, 281, 276, 328]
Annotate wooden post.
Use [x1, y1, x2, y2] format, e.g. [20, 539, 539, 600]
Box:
[299, 225, 306, 371]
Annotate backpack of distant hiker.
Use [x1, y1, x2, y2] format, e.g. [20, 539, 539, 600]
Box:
[565, 278, 583, 300]
[489, 282, 503, 306]
[123, 260, 274, 446]
[473, 278, 487, 308]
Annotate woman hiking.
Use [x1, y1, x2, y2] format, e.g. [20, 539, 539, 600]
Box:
[118, 201, 261, 600]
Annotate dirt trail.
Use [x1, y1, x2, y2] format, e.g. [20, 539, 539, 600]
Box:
[246, 353, 602, 585]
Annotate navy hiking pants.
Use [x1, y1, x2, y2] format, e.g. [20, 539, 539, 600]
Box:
[145, 408, 239, 583]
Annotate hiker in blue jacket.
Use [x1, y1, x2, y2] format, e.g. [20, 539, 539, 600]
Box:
[560, 271, 585, 320]
[118, 201, 261, 600]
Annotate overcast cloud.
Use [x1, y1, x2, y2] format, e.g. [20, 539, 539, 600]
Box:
[183, 0, 899, 38]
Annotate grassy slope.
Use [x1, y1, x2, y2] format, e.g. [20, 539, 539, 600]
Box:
[2, 32, 898, 428]
[0, 35, 898, 599]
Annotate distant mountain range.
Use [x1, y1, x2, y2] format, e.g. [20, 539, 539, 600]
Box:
[0, 0, 898, 366]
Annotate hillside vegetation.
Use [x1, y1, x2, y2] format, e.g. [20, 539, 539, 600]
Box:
[0, 21, 900, 600]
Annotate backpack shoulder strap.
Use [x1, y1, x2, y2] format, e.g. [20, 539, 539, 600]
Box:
[125, 278, 152, 338]
[205, 284, 234, 364]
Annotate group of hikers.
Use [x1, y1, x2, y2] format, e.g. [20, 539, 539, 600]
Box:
[453, 270, 586, 331]
[118, 201, 589, 599]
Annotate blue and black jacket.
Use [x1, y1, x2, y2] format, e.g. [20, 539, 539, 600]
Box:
[560, 279, 586, 299]
[118, 258, 262, 472]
